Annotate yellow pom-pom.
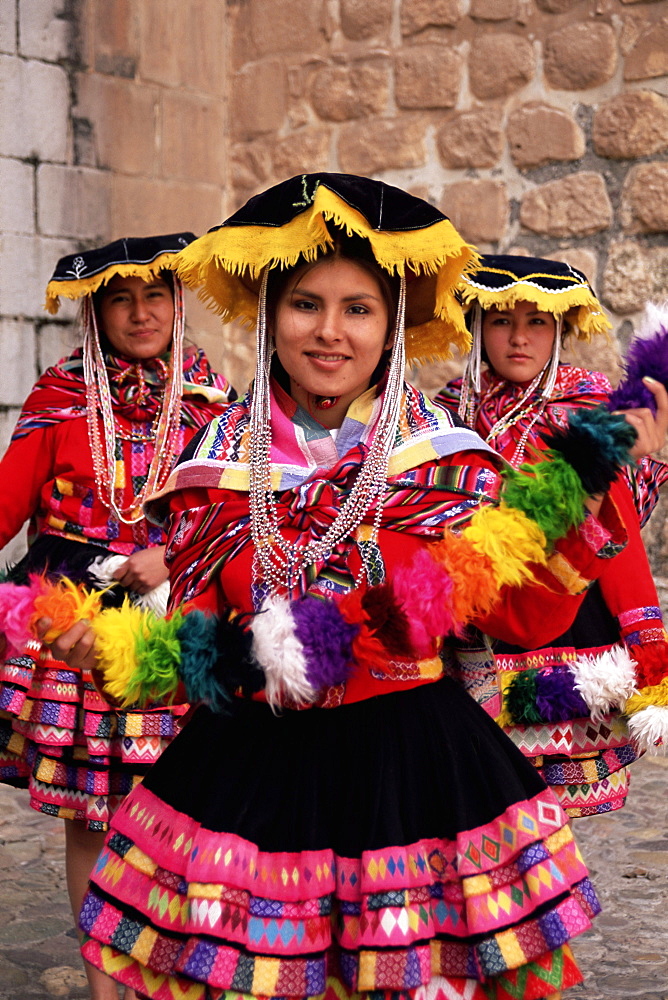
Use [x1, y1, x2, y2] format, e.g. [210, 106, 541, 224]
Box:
[31, 578, 103, 643]
[495, 671, 516, 728]
[625, 676, 668, 715]
[92, 599, 155, 708]
[464, 504, 548, 589]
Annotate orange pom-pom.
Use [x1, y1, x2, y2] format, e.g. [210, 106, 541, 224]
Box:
[338, 588, 395, 675]
[429, 530, 499, 625]
[30, 578, 103, 643]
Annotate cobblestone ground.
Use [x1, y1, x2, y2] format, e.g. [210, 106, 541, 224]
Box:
[0, 757, 667, 998]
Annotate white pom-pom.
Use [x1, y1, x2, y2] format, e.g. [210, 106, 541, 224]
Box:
[251, 596, 315, 709]
[571, 644, 638, 721]
[87, 554, 169, 617]
[634, 300, 668, 340]
[627, 705, 668, 754]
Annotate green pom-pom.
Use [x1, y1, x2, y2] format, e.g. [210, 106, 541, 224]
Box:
[133, 608, 185, 705]
[501, 454, 587, 544]
[505, 670, 542, 725]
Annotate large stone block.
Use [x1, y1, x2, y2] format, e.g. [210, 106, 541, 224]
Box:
[231, 60, 287, 140]
[520, 173, 612, 238]
[138, 0, 225, 95]
[536, 0, 581, 10]
[92, 0, 138, 77]
[395, 44, 462, 110]
[75, 74, 157, 175]
[436, 108, 503, 169]
[38, 320, 80, 371]
[110, 175, 224, 240]
[0, 319, 37, 405]
[0, 4, 15, 54]
[311, 62, 389, 122]
[0, 158, 35, 236]
[441, 179, 508, 244]
[602, 240, 653, 314]
[624, 16, 668, 81]
[400, 0, 464, 35]
[340, 0, 393, 40]
[508, 102, 585, 169]
[621, 162, 668, 234]
[37, 165, 111, 240]
[250, 0, 325, 57]
[469, 34, 535, 100]
[19, 0, 78, 63]
[0, 234, 75, 319]
[271, 129, 331, 180]
[594, 90, 668, 160]
[0, 56, 69, 161]
[337, 118, 427, 174]
[162, 91, 225, 184]
[470, 0, 518, 20]
[647, 246, 668, 303]
[544, 22, 617, 90]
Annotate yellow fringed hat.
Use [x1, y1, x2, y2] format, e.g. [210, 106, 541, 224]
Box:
[173, 173, 480, 363]
[44, 233, 196, 314]
[459, 254, 611, 340]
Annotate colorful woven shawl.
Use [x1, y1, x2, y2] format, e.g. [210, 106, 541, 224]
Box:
[150, 381, 501, 605]
[437, 365, 612, 460]
[12, 345, 232, 441]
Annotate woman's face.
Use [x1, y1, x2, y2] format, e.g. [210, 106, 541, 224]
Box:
[482, 300, 557, 384]
[98, 274, 174, 360]
[272, 257, 393, 427]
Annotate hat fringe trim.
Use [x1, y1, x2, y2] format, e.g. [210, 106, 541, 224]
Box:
[175, 186, 478, 360]
[44, 254, 183, 315]
[459, 283, 611, 340]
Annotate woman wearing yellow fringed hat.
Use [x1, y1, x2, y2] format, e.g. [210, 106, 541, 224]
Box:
[435, 254, 668, 822]
[40, 175, 645, 1000]
[0, 233, 234, 999]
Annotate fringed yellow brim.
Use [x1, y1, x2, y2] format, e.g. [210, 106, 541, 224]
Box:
[175, 185, 479, 362]
[44, 254, 181, 315]
[459, 279, 611, 341]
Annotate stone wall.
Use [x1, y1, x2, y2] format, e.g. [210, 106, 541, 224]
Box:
[0, 0, 230, 563]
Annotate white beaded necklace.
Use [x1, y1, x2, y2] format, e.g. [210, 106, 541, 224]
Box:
[458, 304, 562, 469]
[83, 277, 185, 524]
[249, 267, 407, 602]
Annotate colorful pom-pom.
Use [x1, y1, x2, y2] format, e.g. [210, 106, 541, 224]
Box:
[0, 577, 47, 655]
[627, 704, 668, 754]
[505, 670, 542, 725]
[132, 608, 185, 705]
[464, 504, 547, 589]
[541, 407, 637, 496]
[31, 577, 104, 644]
[571, 645, 638, 721]
[535, 667, 589, 722]
[292, 595, 356, 690]
[177, 609, 232, 713]
[629, 641, 668, 690]
[392, 548, 457, 655]
[501, 454, 587, 544]
[93, 600, 154, 708]
[251, 596, 313, 708]
[429, 531, 498, 625]
[608, 306, 668, 415]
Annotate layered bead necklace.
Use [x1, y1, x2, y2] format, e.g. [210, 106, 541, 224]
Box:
[249, 267, 407, 605]
[83, 277, 185, 524]
[458, 304, 562, 468]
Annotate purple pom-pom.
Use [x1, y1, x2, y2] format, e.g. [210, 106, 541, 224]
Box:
[608, 326, 668, 415]
[535, 667, 589, 722]
[292, 596, 357, 690]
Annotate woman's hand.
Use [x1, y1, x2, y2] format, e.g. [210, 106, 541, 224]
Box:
[35, 617, 98, 672]
[112, 546, 169, 594]
[617, 377, 668, 461]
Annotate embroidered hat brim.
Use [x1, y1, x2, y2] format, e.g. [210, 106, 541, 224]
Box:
[44, 233, 197, 314]
[460, 254, 611, 340]
[173, 173, 479, 363]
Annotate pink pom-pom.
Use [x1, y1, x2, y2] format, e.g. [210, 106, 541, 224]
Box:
[0, 576, 47, 656]
[392, 549, 457, 657]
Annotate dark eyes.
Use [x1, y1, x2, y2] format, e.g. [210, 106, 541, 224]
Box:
[292, 299, 369, 314]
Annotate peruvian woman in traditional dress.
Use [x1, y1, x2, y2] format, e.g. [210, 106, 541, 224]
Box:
[0, 233, 234, 999]
[35, 176, 655, 999]
[435, 254, 668, 820]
